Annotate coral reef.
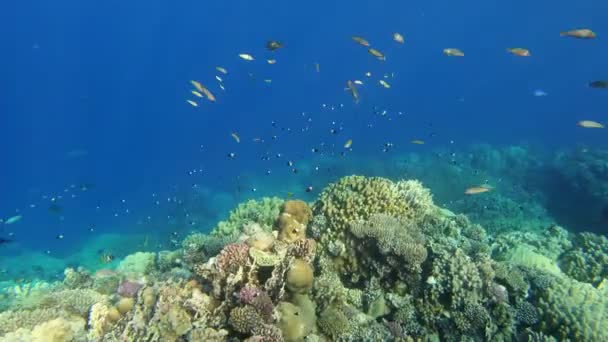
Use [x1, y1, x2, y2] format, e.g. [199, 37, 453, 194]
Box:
[2, 175, 608, 341]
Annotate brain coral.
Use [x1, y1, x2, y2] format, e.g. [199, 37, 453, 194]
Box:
[314, 176, 434, 233]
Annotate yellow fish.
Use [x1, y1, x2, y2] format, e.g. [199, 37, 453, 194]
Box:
[464, 185, 492, 195]
[186, 100, 198, 107]
[216, 66, 228, 74]
[379, 80, 391, 88]
[352, 36, 370, 47]
[393, 32, 405, 44]
[239, 53, 255, 61]
[231, 132, 241, 143]
[190, 80, 204, 93]
[411, 140, 425, 145]
[578, 120, 604, 128]
[368, 48, 386, 61]
[443, 48, 464, 57]
[344, 139, 353, 148]
[200, 86, 216, 102]
[191, 90, 203, 98]
[507, 48, 531, 57]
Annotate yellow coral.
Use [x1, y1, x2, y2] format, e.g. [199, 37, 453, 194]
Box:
[286, 259, 314, 294]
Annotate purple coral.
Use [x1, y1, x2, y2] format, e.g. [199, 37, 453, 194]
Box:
[238, 285, 274, 322]
[239, 285, 264, 304]
[216, 243, 250, 274]
[117, 280, 143, 297]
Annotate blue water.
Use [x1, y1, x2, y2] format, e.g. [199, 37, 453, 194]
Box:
[1, 0, 607, 269]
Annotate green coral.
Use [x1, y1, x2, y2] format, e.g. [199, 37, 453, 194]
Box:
[349, 214, 427, 273]
[0, 308, 69, 335]
[537, 276, 608, 341]
[212, 197, 284, 237]
[558, 232, 608, 286]
[317, 306, 350, 339]
[116, 252, 157, 277]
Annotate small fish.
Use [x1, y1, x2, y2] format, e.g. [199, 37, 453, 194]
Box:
[99, 252, 114, 264]
[0, 237, 13, 245]
[354, 80, 363, 85]
[443, 48, 464, 57]
[266, 40, 284, 51]
[589, 81, 608, 89]
[465, 185, 492, 195]
[239, 53, 255, 61]
[315, 63, 320, 73]
[231, 132, 241, 143]
[190, 80, 204, 92]
[533, 89, 548, 97]
[191, 90, 203, 98]
[267, 59, 277, 64]
[379, 80, 391, 88]
[578, 120, 604, 128]
[264, 79, 272, 84]
[365, 72, 372, 77]
[393, 32, 405, 44]
[352, 36, 370, 47]
[411, 140, 425, 145]
[186, 100, 198, 107]
[560, 29, 596, 39]
[219, 84, 226, 91]
[286, 192, 294, 198]
[507, 48, 531, 56]
[4, 215, 22, 225]
[215, 75, 223, 83]
[368, 48, 386, 61]
[216, 66, 228, 74]
[200, 86, 216, 102]
[344, 139, 353, 148]
[56, 234, 64, 240]
[346, 80, 360, 103]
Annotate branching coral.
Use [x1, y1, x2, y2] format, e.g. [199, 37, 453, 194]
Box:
[212, 197, 284, 237]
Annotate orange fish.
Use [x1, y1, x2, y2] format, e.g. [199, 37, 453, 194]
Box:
[411, 140, 425, 145]
[560, 29, 596, 39]
[507, 48, 531, 57]
[465, 185, 492, 195]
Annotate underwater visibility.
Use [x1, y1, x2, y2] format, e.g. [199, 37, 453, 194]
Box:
[1, 0, 607, 341]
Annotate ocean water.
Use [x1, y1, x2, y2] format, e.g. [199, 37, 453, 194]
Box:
[1, 0, 607, 340]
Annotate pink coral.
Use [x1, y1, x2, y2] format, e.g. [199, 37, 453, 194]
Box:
[239, 285, 264, 304]
[117, 280, 143, 297]
[238, 285, 274, 322]
[216, 243, 250, 274]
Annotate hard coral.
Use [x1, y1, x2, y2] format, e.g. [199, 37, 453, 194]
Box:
[286, 259, 314, 294]
[314, 176, 434, 233]
[117, 280, 143, 298]
[213, 197, 284, 237]
[281, 200, 312, 225]
[276, 214, 307, 243]
[229, 305, 263, 334]
[216, 243, 250, 274]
